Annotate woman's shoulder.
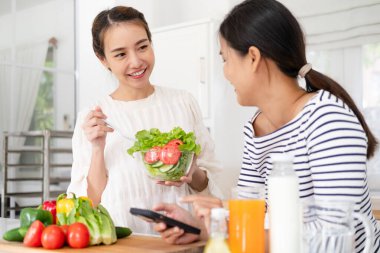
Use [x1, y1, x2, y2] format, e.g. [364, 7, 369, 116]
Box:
[309, 89, 355, 115]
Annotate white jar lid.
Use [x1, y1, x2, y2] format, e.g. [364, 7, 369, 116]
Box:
[211, 208, 228, 219]
[270, 153, 294, 162]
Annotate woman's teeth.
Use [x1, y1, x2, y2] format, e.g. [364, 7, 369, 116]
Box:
[130, 69, 145, 76]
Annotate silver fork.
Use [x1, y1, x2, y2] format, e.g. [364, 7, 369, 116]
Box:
[104, 120, 136, 142]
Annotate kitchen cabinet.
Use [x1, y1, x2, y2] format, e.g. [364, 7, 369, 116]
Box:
[1, 130, 73, 218]
[150, 19, 218, 127]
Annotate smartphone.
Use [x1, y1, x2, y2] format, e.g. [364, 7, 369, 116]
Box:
[129, 207, 201, 235]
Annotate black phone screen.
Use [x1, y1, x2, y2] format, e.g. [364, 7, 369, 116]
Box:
[129, 207, 201, 235]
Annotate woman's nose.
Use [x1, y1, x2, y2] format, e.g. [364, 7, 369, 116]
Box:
[128, 52, 143, 68]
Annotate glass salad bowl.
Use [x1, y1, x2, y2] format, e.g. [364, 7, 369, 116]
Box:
[127, 127, 201, 181]
[141, 146, 194, 181]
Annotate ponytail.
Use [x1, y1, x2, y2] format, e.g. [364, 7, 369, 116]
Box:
[305, 70, 378, 159]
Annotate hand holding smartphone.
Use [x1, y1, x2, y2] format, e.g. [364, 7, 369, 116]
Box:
[130, 207, 201, 235]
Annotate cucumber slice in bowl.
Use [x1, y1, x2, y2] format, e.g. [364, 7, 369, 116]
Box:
[151, 161, 164, 168]
[159, 164, 175, 172]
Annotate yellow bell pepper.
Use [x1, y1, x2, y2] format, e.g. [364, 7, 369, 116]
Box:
[56, 198, 75, 216]
[79, 196, 93, 207]
[56, 193, 93, 216]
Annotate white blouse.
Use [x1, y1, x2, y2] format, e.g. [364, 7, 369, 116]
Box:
[67, 86, 223, 234]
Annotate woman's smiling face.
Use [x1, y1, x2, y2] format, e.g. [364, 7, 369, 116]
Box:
[100, 21, 155, 89]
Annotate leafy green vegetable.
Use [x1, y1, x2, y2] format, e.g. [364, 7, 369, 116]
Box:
[127, 127, 201, 156]
[57, 194, 118, 245]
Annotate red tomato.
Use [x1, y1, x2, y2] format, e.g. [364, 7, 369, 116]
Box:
[23, 220, 45, 247]
[167, 139, 183, 146]
[160, 145, 181, 165]
[67, 222, 90, 248]
[144, 146, 161, 164]
[41, 225, 65, 249]
[60, 224, 69, 238]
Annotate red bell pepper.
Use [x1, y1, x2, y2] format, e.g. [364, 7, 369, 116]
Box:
[42, 200, 57, 224]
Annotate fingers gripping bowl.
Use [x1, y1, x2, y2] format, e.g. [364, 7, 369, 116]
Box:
[127, 127, 201, 181]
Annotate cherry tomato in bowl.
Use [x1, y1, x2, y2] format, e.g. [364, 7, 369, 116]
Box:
[160, 145, 181, 165]
[144, 146, 161, 164]
[141, 142, 194, 181]
[167, 139, 183, 147]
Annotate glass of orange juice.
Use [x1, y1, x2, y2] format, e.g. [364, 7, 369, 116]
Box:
[228, 186, 266, 253]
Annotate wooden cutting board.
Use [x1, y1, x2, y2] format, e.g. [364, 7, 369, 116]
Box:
[0, 235, 206, 253]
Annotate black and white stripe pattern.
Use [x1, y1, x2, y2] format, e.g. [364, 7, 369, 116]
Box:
[238, 90, 380, 252]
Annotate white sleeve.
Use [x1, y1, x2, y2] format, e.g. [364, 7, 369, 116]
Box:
[187, 93, 224, 199]
[66, 109, 92, 197]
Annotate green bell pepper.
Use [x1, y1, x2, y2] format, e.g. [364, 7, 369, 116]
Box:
[20, 207, 53, 227]
[3, 207, 53, 242]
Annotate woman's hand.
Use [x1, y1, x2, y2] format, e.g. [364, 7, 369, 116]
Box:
[156, 157, 198, 187]
[152, 203, 207, 245]
[181, 195, 223, 233]
[82, 106, 113, 149]
[156, 157, 208, 191]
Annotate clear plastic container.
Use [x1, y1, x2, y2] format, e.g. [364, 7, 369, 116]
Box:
[141, 150, 194, 181]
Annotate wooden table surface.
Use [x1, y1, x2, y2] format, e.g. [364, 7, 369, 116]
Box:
[0, 235, 206, 253]
[0, 218, 205, 253]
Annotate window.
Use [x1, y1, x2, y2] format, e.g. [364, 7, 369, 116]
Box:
[30, 46, 55, 131]
[363, 43, 380, 108]
[0, 0, 76, 208]
[20, 47, 55, 169]
[307, 43, 380, 192]
[362, 43, 380, 186]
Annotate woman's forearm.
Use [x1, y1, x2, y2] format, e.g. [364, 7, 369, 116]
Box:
[87, 148, 108, 206]
[188, 167, 208, 192]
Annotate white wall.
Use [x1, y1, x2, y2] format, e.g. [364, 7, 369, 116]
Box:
[75, 0, 117, 112]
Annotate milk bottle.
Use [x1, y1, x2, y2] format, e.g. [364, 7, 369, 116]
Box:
[267, 153, 301, 253]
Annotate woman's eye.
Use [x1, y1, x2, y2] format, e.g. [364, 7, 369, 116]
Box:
[139, 45, 148, 51]
[115, 53, 126, 58]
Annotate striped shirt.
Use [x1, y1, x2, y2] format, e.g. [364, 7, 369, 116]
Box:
[238, 90, 380, 252]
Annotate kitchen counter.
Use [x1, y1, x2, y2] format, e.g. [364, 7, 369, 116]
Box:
[0, 218, 205, 253]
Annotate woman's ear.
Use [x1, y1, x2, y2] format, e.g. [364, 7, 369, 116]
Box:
[97, 54, 111, 72]
[248, 46, 261, 72]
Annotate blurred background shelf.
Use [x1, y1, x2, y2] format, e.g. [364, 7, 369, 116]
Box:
[1, 130, 73, 218]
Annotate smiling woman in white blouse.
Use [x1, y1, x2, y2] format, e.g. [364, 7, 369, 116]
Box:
[66, 6, 223, 235]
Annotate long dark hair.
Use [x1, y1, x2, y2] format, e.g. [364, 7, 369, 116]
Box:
[92, 6, 152, 59]
[219, 0, 377, 158]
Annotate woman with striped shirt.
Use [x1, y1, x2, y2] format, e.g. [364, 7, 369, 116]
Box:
[153, 0, 380, 251]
